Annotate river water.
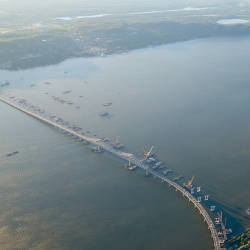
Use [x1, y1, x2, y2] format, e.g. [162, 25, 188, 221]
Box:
[0, 36, 250, 249]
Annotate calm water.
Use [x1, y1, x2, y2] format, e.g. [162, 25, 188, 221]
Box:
[1, 36, 250, 249]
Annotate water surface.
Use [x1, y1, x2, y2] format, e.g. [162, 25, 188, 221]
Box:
[217, 19, 249, 24]
[1, 36, 250, 249]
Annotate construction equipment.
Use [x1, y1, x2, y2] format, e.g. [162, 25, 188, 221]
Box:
[91, 145, 103, 153]
[184, 176, 195, 189]
[144, 146, 154, 159]
[210, 206, 216, 212]
[113, 137, 124, 149]
[162, 169, 173, 176]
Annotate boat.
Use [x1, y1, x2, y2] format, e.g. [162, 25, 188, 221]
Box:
[62, 90, 72, 94]
[102, 102, 112, 107]
[91, 145, 103, 153]
[99, 111, 109, 117]
[215, 217, 220, 224]
[6, 151, 19, 157]
[246, 207, 250, 216]
[210, 206, 216, 212]
[128, 165, 137, 171]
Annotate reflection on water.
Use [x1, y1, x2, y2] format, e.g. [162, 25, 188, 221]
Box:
[0, 36, 250, 249]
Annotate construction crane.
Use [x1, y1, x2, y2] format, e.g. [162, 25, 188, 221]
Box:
[144, 146, 154, 159]
[113, 137, 124, 149]
[184, 176, 195, 189]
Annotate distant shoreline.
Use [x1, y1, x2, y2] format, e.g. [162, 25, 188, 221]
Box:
[1, 20, 250, 71]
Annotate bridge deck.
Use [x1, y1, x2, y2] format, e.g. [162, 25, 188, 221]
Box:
[0, 96, 223, 250]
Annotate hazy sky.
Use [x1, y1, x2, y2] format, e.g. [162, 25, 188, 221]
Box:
[0, 0, 242, 12]
[0, 0, 247, 22]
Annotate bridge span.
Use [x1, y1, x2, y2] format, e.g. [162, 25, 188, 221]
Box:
[0, 95, 223, 250]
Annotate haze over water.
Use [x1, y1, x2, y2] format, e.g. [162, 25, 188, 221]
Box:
[0, 36, 250, 249]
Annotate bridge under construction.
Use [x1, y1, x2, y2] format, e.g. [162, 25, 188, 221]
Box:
[0, 95, 225, 250]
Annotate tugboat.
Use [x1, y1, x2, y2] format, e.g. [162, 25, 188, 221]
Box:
[126, 161, 137, 171]
[128, 165, 137, 171]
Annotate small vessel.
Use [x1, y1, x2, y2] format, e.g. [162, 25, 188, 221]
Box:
[62, 90, 72, 94]
[91, 145, 103, 153]
[103, 102, 112, 107]
[197, 186, 201, 192]
[99, 111, 109, 117]
[6, 151, 19, 157]
[215, 217, 220, 224]
[246, 207, 250, 216]
[102, 137, 110, 142]
[128, 165, 137, 171]
[210, 206, 216, 212]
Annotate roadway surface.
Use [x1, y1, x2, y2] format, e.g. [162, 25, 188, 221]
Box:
[0, 95, 223, 250]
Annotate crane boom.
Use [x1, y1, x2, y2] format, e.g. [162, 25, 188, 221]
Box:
[144, 146, 154, 159]
[184, 176, 195, 189]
